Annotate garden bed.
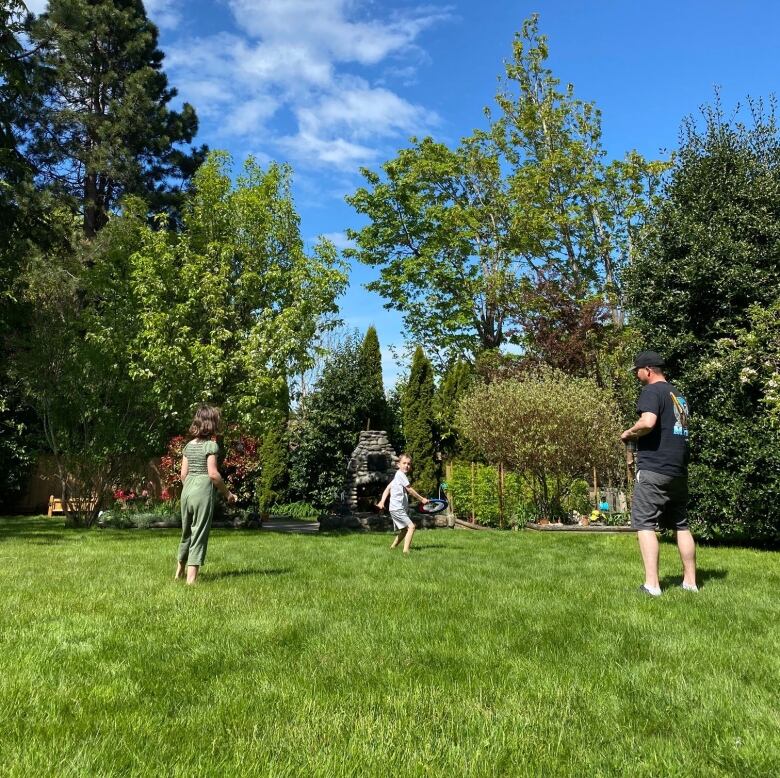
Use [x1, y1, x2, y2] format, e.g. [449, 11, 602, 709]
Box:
[526, 522, 635, 532]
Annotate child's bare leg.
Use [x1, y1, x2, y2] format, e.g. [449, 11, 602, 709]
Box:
[402, 523, 416, 553]
[186, 565, 199, 585]
[174, 560, 186, 580]
[390, 528, 406, 549]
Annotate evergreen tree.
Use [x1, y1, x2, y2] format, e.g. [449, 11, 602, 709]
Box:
[402, 346, 438, 496]
[28, 0, 206, 235]
[0, 2, 58, 507]
[433, 359, 475, 460]
[257, 423, 290, 514]
[288, 334, 366, 507]
[358, 326, 388, 431]
[626, 99, 780, 545]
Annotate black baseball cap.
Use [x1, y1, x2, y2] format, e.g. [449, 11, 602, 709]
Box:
[631, 351, 665, 371]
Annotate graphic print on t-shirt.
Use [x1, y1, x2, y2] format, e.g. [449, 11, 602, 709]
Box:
[670, 392, 689, 437]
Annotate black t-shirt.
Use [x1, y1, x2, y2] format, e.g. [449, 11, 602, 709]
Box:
[636, 381, 690, 477]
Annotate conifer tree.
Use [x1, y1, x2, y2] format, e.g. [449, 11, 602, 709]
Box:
[29, 0, 205, 235]
[358, 326, 388, 431]
[433, 359, 474, 460]
[257, 423, 289, 514]
[402, 346, 438, 496]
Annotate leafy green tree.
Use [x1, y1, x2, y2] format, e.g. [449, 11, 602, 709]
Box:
[359, 326, 389, 431]
[10, 152, 346, 524]
[128, 152, 348, 435]
[0, 2, 46, 507]
[28, 0, 205, 235]
[346, 132, 519, 365]
[402, 346, 438, 496]
[687, 298, 780, 546]
[11, 211, 158, 525]
[626, 99, 780, 545]
[496, 14, 665, 317]
[346, 16, 663, 369]
[457, 369, 623, 520]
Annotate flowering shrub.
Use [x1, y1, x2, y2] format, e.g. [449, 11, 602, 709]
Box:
[158, 431, 261, 506]
[112, 486, 155, 512]
[159, 435, 186, 498]
[222, 433, 261, 505]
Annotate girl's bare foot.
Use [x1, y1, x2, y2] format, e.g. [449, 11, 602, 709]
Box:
[174, 561, 186, 580]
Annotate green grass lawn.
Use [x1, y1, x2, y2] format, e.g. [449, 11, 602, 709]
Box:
[0, 516, 777, 777]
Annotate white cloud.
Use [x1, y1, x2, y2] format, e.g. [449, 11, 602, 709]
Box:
[24, 1, 183, 28]
[277, 132, 377, 170]
[163, 0, 448, 169]
[298, 82, 434, 141]
[143, 0, 182, 29]
[319, 231, 355, 251]
[227, 0, 447, 65]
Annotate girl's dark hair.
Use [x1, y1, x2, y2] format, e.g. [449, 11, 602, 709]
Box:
[189, 404, 221, 439]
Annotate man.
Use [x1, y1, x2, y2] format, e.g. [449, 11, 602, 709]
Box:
[621, 351, 698, 596]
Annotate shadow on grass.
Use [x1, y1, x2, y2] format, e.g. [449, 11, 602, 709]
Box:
[206, 567, 293, 581]
[0, 516, 90, 542]
[660, 568, 728, 590]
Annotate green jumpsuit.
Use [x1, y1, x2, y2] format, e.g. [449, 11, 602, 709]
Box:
[178, 439, 219, 567]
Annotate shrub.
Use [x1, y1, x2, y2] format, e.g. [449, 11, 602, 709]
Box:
[446, 462, 535, 528]
[269, 501, 321, 520]
[457, 369, 623, 520]
[257, 423, 289, 514]
[626, 102, 780, 546]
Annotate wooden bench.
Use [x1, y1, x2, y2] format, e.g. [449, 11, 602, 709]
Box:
[48, 495, 99, 517]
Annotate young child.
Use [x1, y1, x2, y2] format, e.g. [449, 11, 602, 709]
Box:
[377, 453, 428, 554]
[174, 405, 236, 584]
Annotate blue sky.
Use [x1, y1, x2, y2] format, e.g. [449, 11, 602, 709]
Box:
[29, 1, 780, 382]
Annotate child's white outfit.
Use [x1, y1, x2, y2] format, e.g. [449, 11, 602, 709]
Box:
[389, 469, 414, 529]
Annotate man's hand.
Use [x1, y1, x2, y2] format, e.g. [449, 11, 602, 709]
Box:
[227, 492, 238, 505]
[620, 429, 635, 442]
[376, 501, 385, 511]
[420, 497, 429, 505]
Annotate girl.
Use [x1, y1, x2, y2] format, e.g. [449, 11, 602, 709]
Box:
[174, 405, 236, 584]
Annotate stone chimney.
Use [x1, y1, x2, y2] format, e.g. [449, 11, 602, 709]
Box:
[344, 430, 398, 511]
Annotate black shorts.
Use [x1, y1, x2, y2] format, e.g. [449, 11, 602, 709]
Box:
[631, 469, 689, 531]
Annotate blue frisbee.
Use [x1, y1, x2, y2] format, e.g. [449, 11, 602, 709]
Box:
[417, 498, 448, 514]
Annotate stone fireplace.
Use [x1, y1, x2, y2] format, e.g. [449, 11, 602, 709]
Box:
[344, 430, 398, 511]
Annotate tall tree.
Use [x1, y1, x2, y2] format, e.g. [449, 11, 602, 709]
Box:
[432, 359, 474, 460]
[28, 0, 205, 235]
[0, 1, 59, 508]
[402, 346, 438, 496]
[129, 152, 348, 434]
[288, 333, 367, 508]
[346, 131, 519, 366]
[346, 16, 663, 369]
[257, 422, 290, 514]
[11, 152, 347, 524]
[358, 325, 389, 431]
[626, 98, 780, 545]
[495, 14, 665, 320]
